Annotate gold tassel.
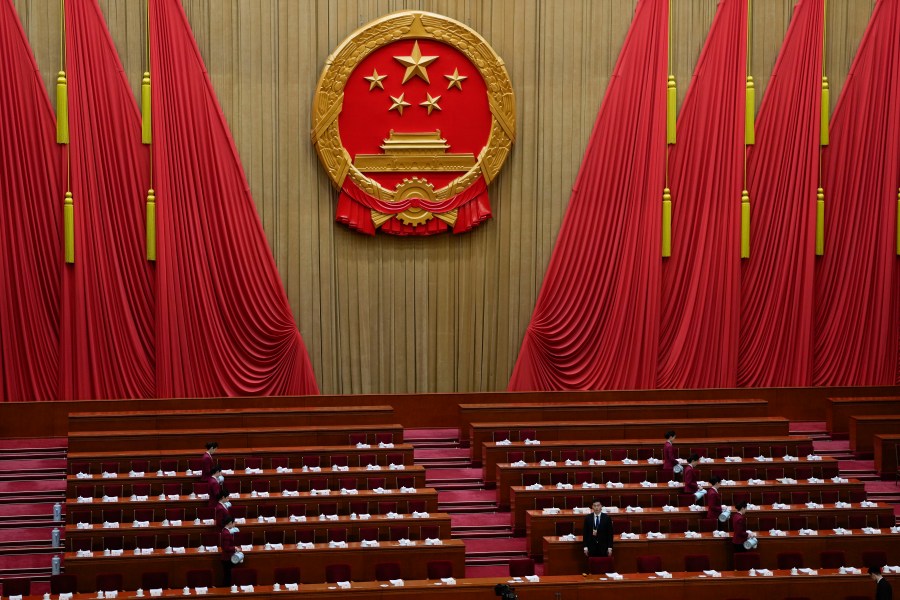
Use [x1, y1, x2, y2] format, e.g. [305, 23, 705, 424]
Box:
[820, 76, 829, 146]
[666, 75, 677, 144]
[815, 187, 825, 256]
[741, 189, 750, 259]
[141, 72, 151, 144]
[146, 189, 156, 261]
[662, 188, 672, 258]
[64, 191, 74, 263]
[56, 71, 69, 144]
[745, 76, 755, 145]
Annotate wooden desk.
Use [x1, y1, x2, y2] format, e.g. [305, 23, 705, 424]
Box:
[33, 571, 895, 599]
[67, 406, 395, 433]
[849, 415, 900, 455]
[64, 540, 467, 590]
[510, 479, 863, 532]
[480, 436, 810, 474]
[459, 399, 768, 445]
[525, 503, 896, 557]
[874, 434, 900, 478]
[65, 512, 452, 551]
[495, 457, 838, 509]
[470, 418, 790, 463]
[66, 489, 439, 524]
[66, 466, 425, 498]
[68, 424, 405, 454]
[68, 445, 415, 474]
[543, 530, 900, 575]
[827, 396, 900, 436]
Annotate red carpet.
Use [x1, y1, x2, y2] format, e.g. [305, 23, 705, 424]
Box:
[451, 513, 511, 528]
[463, 538, 526, 553]
[0, 438, 66, 450]
[439, 490, 497, 503]
[405, 428, 460, 441]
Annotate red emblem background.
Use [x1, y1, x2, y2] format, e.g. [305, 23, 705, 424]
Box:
[311, 12, 516, 236]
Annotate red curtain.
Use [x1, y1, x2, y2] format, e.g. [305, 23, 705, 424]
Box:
[150, 0, 318, 396]
[657, 0, 746, 388]
[509, 0, 668, 391]
[0, 0, 62, 401]
[59, 0, 156, 399]
[738, 0, 823, 387]
[814, 0, 900, 385]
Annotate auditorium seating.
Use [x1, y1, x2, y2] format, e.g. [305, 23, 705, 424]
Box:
[68, 423, 405, 453]
[850, 415, 900, 455]
[826, 397, 900, 437]
[541, 530, 900, 575]
[459, 399, 769, 445]
[481, 436, 814, 478]
[469, 417, 790, 463]
[67, 405, 397, 432]
[510, 479, 866, 532]
[494, 456, 839, 508]
[64, 539, 467, 590]
[526, 505, 895, 556]
[68, 444, 415, 474]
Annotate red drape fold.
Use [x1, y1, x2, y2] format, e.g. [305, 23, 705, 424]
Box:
[814, 0, 900, 385]
[59, 0, 156, 400]
[150, 0, 318, 396]
[657, 0, 746, 389]
[0, 0, 62, 401]
[508, 0, 668, 391]
[738, 0, 823, 387]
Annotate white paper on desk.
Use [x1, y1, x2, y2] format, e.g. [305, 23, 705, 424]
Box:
[240, 545, 253, 552]
[425, 538, 443, 545]
[239, 586, 254, 593]
[194, 588, 208, 595]
[389, 580, 404, 587]
[149, 590, 163, 597]
[337, 582, 351, 589]
[441, 578, 456, 585]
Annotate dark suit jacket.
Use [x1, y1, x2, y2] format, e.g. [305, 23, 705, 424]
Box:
[877, 577, 893, 600]
[582, 512, 614, 556]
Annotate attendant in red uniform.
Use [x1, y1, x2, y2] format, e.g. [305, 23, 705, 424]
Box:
[682, 454, 703, 504]
[214, 491, 232, 527]
[201, 441, 218, 479]
[663, 431, 678, 470]
[207, 465, 223, 507]
[706, 477, 723, 524]
[731, 502, 750, 553]
[220, 515, 240, 586]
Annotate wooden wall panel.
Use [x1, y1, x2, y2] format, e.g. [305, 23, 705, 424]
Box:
[13, 0, 875, 395]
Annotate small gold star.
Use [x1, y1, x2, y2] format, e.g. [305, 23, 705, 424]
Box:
[388, 93, 411, 115]
[445, 68, 467, 91]
[394, 41, 439, 84]
[419, 93, 442, 115]
[363, 69, 387, 91]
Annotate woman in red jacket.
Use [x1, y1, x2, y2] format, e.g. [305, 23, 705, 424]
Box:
[663, 431, 678, 471]
[220, 515, 241, 586]
[731, 502, 751, 553]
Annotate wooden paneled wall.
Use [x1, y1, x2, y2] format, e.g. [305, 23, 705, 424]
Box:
[13, 0, 875, 394]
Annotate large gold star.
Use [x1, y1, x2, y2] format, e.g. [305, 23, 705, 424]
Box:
[363, 69, 387, 91]
[394, 41, 439, 84]
[419, 93, 442, 115]
[445, 68, 467, 91]
[388, 93, 411, 115]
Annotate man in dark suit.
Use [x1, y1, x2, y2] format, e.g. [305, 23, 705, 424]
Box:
[582, 499, 614, 558]
[870, 566, 893, 599]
